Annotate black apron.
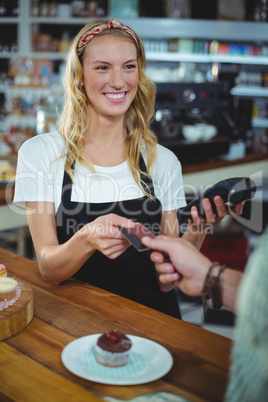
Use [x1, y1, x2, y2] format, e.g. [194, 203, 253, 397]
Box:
[56, 156, 181, 319]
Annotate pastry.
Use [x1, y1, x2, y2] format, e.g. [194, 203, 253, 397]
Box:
[0, 264, 7, 277]
[0, 277, 18, 301]
[94, 330, 132, 367]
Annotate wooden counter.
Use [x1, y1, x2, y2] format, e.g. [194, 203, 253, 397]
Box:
[0, 248, 232, 402]
[182, 152, 268, 192]
[182, 152, 268, 174]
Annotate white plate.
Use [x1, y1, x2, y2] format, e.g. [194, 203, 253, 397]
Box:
[61, 334, 173, 385]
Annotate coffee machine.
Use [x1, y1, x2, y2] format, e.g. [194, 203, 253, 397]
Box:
[151, 82, 237, 164]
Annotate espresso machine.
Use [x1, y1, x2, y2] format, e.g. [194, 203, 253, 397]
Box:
[151, 82, 237, 164]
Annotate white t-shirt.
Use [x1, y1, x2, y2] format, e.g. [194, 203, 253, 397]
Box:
[14, 131, 186, 212]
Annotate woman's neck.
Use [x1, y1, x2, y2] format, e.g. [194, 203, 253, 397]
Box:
[83, 116, 127, 167]
[85, 114, 126, 145]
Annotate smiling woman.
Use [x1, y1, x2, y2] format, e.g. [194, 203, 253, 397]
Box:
[13, 18, 241, 319]
[80, 34, 139, 122]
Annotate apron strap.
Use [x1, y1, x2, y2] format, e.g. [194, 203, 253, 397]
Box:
[60, 163, 75, 203]
[139, 154, 156, 198]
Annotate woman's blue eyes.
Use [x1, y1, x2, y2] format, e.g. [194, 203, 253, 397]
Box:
[96, 65, 136, 70]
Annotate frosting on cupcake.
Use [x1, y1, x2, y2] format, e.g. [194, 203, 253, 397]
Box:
[97, 330, 132, 353]
[0, 277, 18, 301]
[0, 264, 7, 277]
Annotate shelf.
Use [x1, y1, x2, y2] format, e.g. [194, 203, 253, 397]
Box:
[252, 118, 268, 128]
[4, 87, 51, 95]
[25, 52, 67, 60]
[28, 18, 268, 43]
[0, 52, 66, 60]
[230, 86, 268, 97]
[2, 11, 267, 65]
[146, 52, 268, 65]
[135, 19, 268, 42]
[0, 17, 19, 23]
[2, 51, 267, 65]
[0, 52, 17, 59]
[4, 115, 37, 128]
[29, 17, 97, 24]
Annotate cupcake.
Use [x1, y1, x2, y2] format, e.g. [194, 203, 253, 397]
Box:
[0, 264, 7, 277]
[94, 330, 132, 367]
[0, 277, 18, 301]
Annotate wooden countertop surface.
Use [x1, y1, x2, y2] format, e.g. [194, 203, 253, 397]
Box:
[0, 248, 232, 402]
[182, 152, 268, 174]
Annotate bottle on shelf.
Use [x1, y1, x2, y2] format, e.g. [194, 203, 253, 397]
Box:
[58, 3, 71, 18]
[84, 1, 98, 17]
[59, 31, 71, 53]
[255, 0, 268, 22]
[0, 0, 7, 17]
[11, 0, 19, 17]
[31, 0, 39, 17]
[217, 0, 245, 21]
[48, 2, 58, 18]
[31, 24, 39, 52]
[164, 0, 191, 19]
[71, 1, 85, 17]
[2, 0, 19, 17]
[39, 2, 49, 18]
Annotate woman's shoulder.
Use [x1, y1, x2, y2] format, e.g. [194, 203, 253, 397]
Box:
[19, 131, 65, 153]
[155, 143, 182, 167]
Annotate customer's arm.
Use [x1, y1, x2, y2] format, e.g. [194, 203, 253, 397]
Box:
[142, 235, 243, 313]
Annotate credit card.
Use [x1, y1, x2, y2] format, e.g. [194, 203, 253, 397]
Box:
[118, 223, 155, 252]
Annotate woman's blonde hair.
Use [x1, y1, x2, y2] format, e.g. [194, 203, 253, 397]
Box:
[58, 19, 157, 196]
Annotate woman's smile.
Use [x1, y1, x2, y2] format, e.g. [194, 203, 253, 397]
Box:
[103, 91, 128, 102]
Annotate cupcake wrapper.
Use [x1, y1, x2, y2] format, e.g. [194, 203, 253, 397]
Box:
[94, 344, 130, 367]
[0, 286, 21, 310]
[0, 289, 17, 302]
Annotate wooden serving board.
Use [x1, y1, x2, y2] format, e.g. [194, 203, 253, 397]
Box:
[0, 277, 33, 341]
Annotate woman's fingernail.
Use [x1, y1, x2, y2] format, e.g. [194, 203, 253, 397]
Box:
[165, 265, 174, 273]
[142, 236, 151, 242]
[192, 209, 198, 217]
[128, 220, 137, 226]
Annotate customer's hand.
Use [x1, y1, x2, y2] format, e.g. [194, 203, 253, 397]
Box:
[84, 214, 136, 259]
[142, 235, 211, 295]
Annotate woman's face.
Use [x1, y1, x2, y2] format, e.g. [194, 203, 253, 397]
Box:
[81, 34, 139, 119]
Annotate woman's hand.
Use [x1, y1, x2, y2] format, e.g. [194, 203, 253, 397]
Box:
[83, 213, 136, 259]
[182, 196, 244, 249]
[190, 196, 244, 226]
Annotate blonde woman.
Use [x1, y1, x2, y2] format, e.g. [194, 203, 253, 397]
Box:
[14, 19, 242, 318]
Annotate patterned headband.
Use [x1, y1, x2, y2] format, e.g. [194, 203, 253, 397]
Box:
[77, 18, 140, 56]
